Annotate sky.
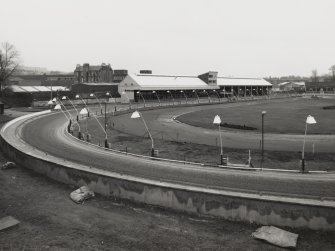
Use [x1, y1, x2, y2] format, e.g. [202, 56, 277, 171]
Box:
[1, 0, 334, 78]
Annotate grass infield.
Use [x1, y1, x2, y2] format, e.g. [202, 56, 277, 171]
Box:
[177, 98, 335, 134]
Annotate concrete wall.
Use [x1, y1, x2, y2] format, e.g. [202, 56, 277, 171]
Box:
[1, 128, 335, 231]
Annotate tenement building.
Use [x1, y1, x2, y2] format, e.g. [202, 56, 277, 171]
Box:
[74, 63, 114, 84]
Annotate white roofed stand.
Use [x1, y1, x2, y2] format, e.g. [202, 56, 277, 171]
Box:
[118, 72, 272, 103]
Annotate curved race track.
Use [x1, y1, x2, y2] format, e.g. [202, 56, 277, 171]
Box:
[14, 102, 335, 200]
[113, 99, 335, 152]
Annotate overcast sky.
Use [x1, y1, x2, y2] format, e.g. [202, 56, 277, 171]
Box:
[1, 0, 334, 77]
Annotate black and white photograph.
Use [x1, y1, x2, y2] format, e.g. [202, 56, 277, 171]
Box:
[0, 0, 335, 250]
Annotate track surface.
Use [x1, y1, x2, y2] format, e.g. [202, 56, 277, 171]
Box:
[113, 99, 335, 152]
[15, 103, 335, 200]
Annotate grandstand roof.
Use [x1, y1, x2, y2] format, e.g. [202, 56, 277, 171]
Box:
[217, 77, 271, 87]
[121, 74, 219, 90]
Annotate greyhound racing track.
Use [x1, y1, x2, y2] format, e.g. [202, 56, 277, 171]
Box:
[12, 104, 335, 200]
[113, 100, 335, 153]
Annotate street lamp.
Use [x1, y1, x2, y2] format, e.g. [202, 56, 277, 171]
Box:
[203, 90, 210, 103]
[213, 90, 220, 102]
[213, 115, 224, 165]
[131, 110, 155, 157]
[90, 93, 103, 114]
[261, 111, 266, 166]
[61, 96, 82, 136]
[192, 90, 200, 103]
[301, 115, 317, 173]
[167, 90, 175, 106]
[62, 96, 79, 121]
[54, 103, 72, 133]
[79, 107, 89, 136]
[75, 94, 90, 117]
[106, 91, 117, 107]
[76, 96, 107, 146]
[121, 91, 132, 109]
[152, 91, 161, 106]
[180, 90, 188, 104]
[137, 91, 146, 107]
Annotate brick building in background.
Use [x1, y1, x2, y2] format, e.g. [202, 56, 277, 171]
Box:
[74, 63, 113, 84]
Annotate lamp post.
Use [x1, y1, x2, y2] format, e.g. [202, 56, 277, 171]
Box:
[61, 96, 82, 135]
[77, 95, 107, 146]
[62, 96, 79, 121]
[167, 90, 175, 106]
[92, 111, 108, 148]
[131, 110, 155, 157]
[261, 111, 266, 166]
[301, 115, 317, 173]
[203, 90, 210, 103]
[54, 104, 69, 119]
[50, 83, 53, 101]
[122, 91, 132, 109]
[107, 91, 117, 109]
[213, 115, 224, 165]
[213, 90, 220, 102]
[56, 97, 80, 134]
[137, 91, 146, 107]
[53, 104, 72, 133]
[79, 108, 89, 136]
[90, 93, 103, 114]
[152, 91, 161, 106]
[180, 90, 188, 104]
[192, 90, 200, 104]
[75, 94, 90, 117]
[55, 97, 72, 120]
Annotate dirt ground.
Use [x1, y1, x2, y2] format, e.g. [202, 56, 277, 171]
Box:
[1, 110, 335, 250]
[1, 161, 335, 250]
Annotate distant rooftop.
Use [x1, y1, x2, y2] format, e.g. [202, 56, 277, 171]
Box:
[8, 85, 69, 93]
[217, 77, 271, 87]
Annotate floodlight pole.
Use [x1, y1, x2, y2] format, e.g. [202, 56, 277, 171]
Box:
[218, 122, 223, 165]
[180, 90, 188, 104]
[76, 94, 90, 117]
[167, 91, 175, 106]
[123, 91, 132, 109]
[91, 93, 103, 114]
[301, 122, 308, 173]
[204, 90, 210, 103]
[213, 90, 220, 102]
[193, 90, 200, 104]
[65, 97, 79, 121]
[50, 83, 53, 101]
[58, 98, 81, 132]
[92, 113, 108, 147]
[153, 91, 161, 106]
[137, 91, 146, 107]
[261, 111, 266, 167]
[139, 111, 154, 156]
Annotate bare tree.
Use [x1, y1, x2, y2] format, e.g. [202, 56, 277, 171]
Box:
[311, 69, 318, 83]
[329, 65, 335, 80]
[0, 42, 20, 97]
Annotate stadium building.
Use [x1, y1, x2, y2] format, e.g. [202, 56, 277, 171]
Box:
[118, 71, 272, 103]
